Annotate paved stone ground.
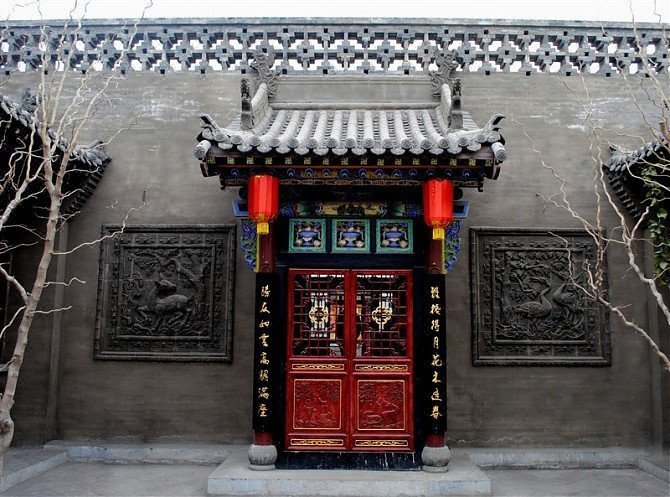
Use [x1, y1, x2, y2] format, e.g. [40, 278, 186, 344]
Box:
[2, 463, 213, 496]
[2, 462, 668, 497]
[487, 468, 669, 496]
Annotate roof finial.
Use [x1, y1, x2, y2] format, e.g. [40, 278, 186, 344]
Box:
[240, 78, 253, 130]
[431, 50, 459, 97]
[251, 47, 278, 99]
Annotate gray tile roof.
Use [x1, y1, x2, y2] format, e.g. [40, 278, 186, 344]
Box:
[0, 90, 110, 215]
[604, 138, 668, 172]
[0, 91, 110, 170]
[200, 107, 505, 158]
[195, 50, 507, 163]
[603, 136, 669, 221]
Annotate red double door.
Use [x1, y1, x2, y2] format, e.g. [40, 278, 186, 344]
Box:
[285, 269, 414, 452]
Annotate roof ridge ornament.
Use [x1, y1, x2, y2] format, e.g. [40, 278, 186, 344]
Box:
[430, 50, 459, 97]
[251, 47, 278, 99]
[20, 87, 39, 113]
[240, 78, 253, 130]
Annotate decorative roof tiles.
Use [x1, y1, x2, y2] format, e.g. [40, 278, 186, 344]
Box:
[195, 50, 507, 164]
[0, 90, 111, 215]
[603, 135, 669, 221]
[604, 138, 668, 172]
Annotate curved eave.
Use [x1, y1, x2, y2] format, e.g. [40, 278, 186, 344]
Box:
[602, 138, 669, 223]
[0, 92, 111, 216]
[197, 141, 505, 190]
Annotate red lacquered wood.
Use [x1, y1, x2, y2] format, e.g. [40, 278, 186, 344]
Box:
[257, 223, 276, 272]
[426, 433, 444, 447]
[285, 269, 414, 452]
[255, 431, 273, 445]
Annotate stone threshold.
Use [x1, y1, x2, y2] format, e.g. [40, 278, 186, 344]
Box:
[208, 447, 490, 496]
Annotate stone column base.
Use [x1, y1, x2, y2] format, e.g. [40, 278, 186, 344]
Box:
[421, 445, 451, 472]
[248, 444, 277, 471]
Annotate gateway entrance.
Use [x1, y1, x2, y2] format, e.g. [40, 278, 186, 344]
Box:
[285, 269, 414, 452]
[196, 48, 508, 469]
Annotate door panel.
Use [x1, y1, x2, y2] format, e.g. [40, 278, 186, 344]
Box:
[351, 271, 413, 451]
[286, 269, 413, 452]
[290, 272, 346, 357]
[354, 272, 410, 357]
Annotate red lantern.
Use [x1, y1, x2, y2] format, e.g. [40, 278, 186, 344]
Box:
[423, 179, 454, 240]
[248, 174, 279, 235]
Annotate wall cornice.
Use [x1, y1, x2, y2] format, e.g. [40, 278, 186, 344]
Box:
[2, 18, 667, 76]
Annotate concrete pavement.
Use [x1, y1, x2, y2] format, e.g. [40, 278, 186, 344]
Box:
[2, 462, 668, 497]
[0, 444, 668, 497]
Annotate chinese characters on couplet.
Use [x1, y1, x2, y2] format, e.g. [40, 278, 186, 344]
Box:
[427, 276, 446, 426]
[253, 276, 276, 429]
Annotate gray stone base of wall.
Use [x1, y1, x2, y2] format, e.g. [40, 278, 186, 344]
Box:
[0, 442, 667, 494]
[45, 440, 233, 465]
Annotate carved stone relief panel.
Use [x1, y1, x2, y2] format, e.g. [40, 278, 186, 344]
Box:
[94, 224, 236, 362]
[470, 228, 610, 366]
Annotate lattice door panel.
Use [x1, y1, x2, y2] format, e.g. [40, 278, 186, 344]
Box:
[355, 273, 410, 357]
[290, 272, 345, 357]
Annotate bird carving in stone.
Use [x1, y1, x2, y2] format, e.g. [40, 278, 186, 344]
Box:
[514, 276, 553, 318]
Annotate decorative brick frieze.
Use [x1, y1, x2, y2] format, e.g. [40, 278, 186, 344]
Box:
[2, 19, 666, 75]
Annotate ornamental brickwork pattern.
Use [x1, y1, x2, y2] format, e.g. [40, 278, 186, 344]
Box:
[2, 19, 666, 75]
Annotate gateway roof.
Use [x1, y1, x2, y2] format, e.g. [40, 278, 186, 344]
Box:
[195, 50, 507, 163]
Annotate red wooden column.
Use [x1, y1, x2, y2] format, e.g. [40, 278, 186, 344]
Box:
[422, 236, 451, 472]
[249, 224, 279, 470]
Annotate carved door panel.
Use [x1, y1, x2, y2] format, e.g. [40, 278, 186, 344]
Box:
[286, 270, 413, 452]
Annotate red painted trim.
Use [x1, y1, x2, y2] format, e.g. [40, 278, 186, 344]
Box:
[258, 223, 276, 272]
[426, 433, 444, 447]
[255, 431, 273, 445]
[426, 238, 444, 274]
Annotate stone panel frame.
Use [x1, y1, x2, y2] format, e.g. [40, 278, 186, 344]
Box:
[94, 224, 236, 362]
[470, 227, 610, 366]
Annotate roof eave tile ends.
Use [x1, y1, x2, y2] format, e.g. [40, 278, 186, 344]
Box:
[602, 137, 669, 223]
[0, 92, 111, 215]
[604, 138, 669, 172]
[194, 108, 507, 163]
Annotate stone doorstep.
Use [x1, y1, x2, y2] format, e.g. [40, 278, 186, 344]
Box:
[207, 447, 491, 496]
[0, 447, 67, 492]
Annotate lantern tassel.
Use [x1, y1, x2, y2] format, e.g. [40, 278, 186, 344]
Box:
[432, 227, 445, 240]
[257, 222, 269, 235]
